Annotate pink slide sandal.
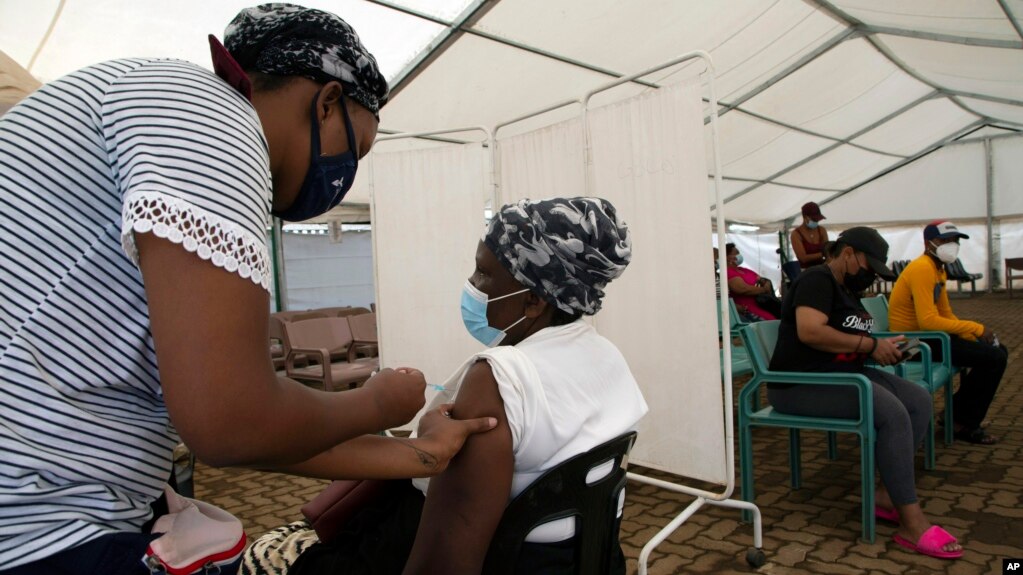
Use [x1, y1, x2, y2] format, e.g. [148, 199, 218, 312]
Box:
[892, 525, 963, 559]
[875, 506, 900, 524]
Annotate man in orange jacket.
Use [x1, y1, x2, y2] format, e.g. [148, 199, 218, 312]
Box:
[888, 221, 1006, 445]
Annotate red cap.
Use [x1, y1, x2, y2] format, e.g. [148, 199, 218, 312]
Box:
[801, 201, 825, 222]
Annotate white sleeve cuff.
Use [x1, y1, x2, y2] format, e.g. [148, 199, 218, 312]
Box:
[121, 191, 271, 291]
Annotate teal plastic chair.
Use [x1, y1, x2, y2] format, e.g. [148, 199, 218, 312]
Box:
[738, 320, 878, 543]
[717, 299, 752, 378]
[861, 295, 955, 452]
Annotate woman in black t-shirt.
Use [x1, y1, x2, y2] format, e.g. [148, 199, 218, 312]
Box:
[769, 227, 962, 560]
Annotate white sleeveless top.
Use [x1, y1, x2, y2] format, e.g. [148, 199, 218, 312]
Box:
[414, 320, 648, 542]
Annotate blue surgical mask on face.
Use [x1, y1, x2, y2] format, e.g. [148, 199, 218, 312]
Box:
[807, 220, 819, 230]
[734, 253, 744, 266]
[461, 281, 529, 347]
[272, 90, 358, 222]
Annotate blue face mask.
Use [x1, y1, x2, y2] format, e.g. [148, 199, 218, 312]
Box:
[807, 220, 819, 229]
[272, 90, 359, 222]
[461, 281, 529, 347]
[734, 253, 744, 266]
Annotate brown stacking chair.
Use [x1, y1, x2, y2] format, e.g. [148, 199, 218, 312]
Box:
[268, 315, 288, 370]
[270, 311, 331, 368]
[272, 310, 314, 322]
[317, 306, 353, 317]
[1006, 257, 1023, 298]
[346, 313, 379, 360]
[283, 317, 378, 391]
[290, 311, 330, 322]
[335, 307, 370, 318]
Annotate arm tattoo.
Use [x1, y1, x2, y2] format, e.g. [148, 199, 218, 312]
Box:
[394, 438, 439, 470]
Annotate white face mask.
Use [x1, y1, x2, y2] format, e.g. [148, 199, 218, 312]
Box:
[931, 241, 960, 264]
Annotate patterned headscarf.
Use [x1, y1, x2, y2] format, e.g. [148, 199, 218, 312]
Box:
[224, 3, 389, 116]
[484, 197, 632, 316]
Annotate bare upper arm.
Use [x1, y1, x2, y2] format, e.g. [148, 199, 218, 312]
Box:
[404, 360, 513, 575]
[136, 231, 275, 462]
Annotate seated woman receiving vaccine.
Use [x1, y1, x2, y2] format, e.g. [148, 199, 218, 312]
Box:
[243, 197, 648, 575]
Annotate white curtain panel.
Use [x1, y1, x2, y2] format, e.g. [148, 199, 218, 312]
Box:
[496, 117, 586, 206]
[586, 80, 727, 485]
[370, 144, 489, 425]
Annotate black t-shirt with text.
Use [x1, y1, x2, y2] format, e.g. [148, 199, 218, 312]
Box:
[769, 265, 874, 373]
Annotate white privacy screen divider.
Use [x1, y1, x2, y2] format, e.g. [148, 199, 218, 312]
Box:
[495, 80, 726, 485]
[497, 118, 586, 204]
[586, 80, 726, 484]
[370, 144, 489, 419]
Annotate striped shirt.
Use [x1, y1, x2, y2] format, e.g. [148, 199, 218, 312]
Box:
[0, 58, 271, 567]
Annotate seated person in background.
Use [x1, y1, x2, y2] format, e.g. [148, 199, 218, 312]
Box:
[888, 221, 1006, 445]
[769, 227, 962, 560]
[791, 201, 829, 269]
[243, 197, 648, 575]
[725, 242, 781, 320]
[715, 246, 755, 321]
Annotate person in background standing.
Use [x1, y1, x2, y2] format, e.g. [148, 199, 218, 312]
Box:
[791, 201, 829, 269]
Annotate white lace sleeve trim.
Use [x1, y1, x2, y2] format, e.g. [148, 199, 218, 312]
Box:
[121, 191, 271, 291]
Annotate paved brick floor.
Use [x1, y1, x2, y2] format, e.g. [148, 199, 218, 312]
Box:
[195, 293, 1023, 574]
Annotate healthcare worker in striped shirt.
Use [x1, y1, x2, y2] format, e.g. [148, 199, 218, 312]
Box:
[0, 4, 495, 573]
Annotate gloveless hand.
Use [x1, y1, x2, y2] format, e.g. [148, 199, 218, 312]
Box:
[362, 367, 426, 430]
[414, 403, 497, 475]
[871, 335, 905, 366]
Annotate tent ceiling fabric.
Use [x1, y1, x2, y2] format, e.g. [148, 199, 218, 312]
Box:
[2, 0, 1021, 227]
[837, 0, 1022, 42]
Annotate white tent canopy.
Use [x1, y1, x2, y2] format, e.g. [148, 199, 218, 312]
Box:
[2, 0, 1022, 262]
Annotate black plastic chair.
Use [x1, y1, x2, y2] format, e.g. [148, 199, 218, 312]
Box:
[876, 259, 909, 294]
[944, 258, 983, 294]
[781, 261, 802, 282]
[482, 431, 637, 575]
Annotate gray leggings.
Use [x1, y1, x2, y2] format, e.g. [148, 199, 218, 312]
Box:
[766, 367, 931, 506]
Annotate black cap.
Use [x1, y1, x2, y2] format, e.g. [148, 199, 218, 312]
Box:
[837, 227, 895, 280]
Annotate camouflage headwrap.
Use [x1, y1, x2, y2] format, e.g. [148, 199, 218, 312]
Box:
[224, 3, 389, 115]
[484, 197, 632, 316]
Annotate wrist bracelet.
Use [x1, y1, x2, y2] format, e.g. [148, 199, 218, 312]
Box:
[857, 335, 864, 353]
[868, 336, 878, 354]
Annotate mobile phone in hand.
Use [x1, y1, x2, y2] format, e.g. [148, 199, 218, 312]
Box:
[894, 338, 921, 363]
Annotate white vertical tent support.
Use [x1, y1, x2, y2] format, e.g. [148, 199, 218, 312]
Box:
[580, 51, 763, 573]
[985, 138, 995, 291]
[494, 54, 763, 572]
